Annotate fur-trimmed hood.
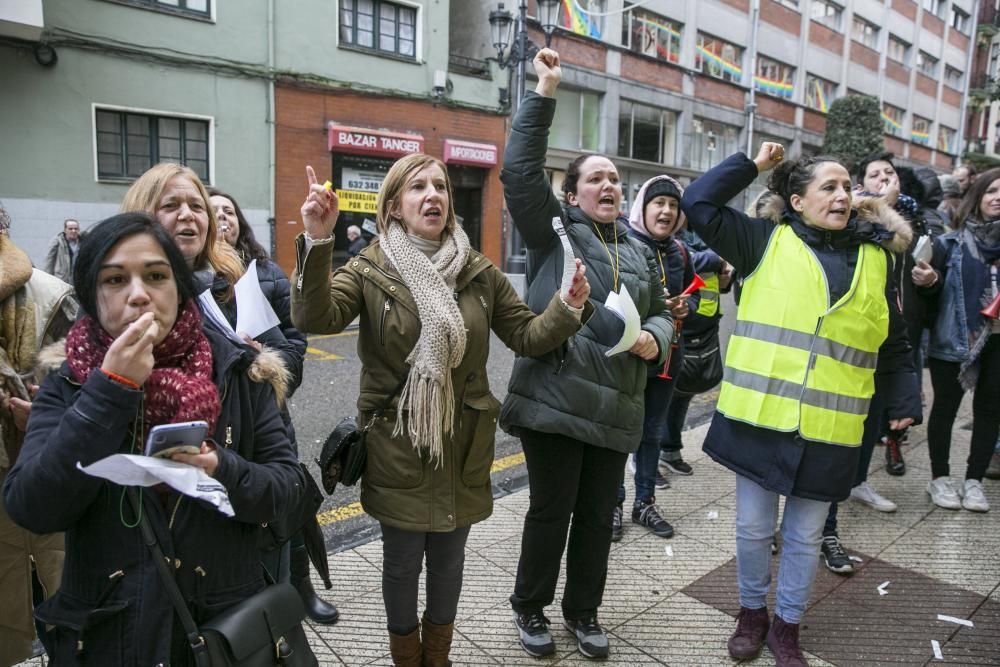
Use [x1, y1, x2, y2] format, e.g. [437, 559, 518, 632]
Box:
[36, 339, 290, 406]
[755, 192, 912, 255]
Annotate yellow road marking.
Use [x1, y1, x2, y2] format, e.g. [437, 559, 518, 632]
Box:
[305, 347, 343, 360]
[308, 331, 359, 342]
[315, 451, 527, 527]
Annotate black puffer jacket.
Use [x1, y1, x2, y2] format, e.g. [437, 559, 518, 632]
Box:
[2, 329, 304, 665]
[498, 91, 675, 453]
[681, 153, 921, 501]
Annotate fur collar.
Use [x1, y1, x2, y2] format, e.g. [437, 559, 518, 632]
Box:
[37, 340, 289, 406]
[756, 194, 912, 255]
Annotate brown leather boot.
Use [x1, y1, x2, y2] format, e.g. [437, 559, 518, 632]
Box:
[388, 627, 422, 667]
[420, 617, 454, 667]
[727, 606, 770, 659]
[766, 614, 809, 666]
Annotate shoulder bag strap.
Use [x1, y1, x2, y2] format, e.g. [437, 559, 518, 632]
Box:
[362, 370, 409, 432]
[126, 487, 212, 667]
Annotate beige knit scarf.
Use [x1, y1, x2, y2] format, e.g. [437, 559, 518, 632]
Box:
[380, 220, 470, 466]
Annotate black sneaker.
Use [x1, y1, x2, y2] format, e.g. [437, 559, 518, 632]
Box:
[632, 499, 674, 538]
[654, 470, 671, 489]
[820, 535, 854, 574]
[611, 505, 623, 542]
[564, 615, 609, 659]
[663, 458, 693, 475]
[884, 435, 906, 476]
[514, 611, 555, 657]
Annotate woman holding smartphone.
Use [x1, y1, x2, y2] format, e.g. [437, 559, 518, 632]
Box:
[2, 213, 306, 664]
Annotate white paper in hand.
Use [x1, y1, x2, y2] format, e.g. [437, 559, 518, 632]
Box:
[551, 217, 577, 297]
[604, 284, 642, 356]
[912, 234, 932, 265]
[235, 260, 281, 339]
[77, 454, 234, 517]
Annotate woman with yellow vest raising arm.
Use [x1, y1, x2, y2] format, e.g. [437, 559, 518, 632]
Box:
[680, 144, 920, 667]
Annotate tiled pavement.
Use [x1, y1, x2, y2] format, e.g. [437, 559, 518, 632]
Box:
[19, 388, 1000, 665]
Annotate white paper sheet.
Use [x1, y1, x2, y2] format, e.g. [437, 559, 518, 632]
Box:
[551, 217, 577, 297]
[198, 290, 245, 346]
[77, 454, 234, 517]
[603, 284, 642, 357]
[234, 260, 281, 338]
[877, 581, 890, 596]
[912, 234, 932, 265]
[937, 614, 974, 628]
[931, 639, 943, 660]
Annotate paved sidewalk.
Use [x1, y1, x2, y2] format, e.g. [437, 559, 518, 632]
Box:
[304, 393, 1000, 666]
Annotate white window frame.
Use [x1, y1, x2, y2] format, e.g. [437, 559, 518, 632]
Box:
[916, 51, 938, 76]
[950, 6, 970, 34]
[810, 0, 843, 32]
[851, 16, 879, 49]
[91, 103, 215, 185]
[336, 0, 424, 63]
[887, 35, 910, 65]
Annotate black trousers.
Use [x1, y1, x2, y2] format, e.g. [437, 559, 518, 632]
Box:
[381, 523, 471, 635]
[928, 334, 1000, 480]
[510, 429, 627, 620]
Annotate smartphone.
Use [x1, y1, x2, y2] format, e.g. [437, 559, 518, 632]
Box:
[144, 421, 209, 459]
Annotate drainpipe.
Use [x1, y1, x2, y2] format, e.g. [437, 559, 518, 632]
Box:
[267, 0, 276, 255]
[745, 0, 760, 154]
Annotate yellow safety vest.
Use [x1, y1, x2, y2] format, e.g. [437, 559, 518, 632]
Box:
[695, 272, 721, 317]
[716, 224, 888, 447]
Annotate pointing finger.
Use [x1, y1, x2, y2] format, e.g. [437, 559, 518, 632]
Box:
[306, 165, 317, 186]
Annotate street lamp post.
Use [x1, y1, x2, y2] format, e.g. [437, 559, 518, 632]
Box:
[489, 0, 560, 272]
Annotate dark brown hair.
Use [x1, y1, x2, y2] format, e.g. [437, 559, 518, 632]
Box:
[953, 167, 1000, 228]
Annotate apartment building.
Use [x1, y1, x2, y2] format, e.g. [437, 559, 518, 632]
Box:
[456, 0, 975, 226]
[964, 0, 1000, 159]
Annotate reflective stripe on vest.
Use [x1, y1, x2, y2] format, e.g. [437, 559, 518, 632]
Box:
[716, 224, 888, 446]
[696, 272, 721, 317]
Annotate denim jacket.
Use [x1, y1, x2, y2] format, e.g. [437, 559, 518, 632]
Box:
[926, 232, 974, 363]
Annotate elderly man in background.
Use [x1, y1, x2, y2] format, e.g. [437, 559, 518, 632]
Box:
[0, 205, 77, 666]
[42, 219, 81, 284]
[345, 224, 366, 257]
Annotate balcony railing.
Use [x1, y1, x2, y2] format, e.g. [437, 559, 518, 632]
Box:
[448, 53, 491, 79]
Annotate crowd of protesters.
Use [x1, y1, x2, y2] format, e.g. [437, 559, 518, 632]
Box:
[0, 46, 997, 667]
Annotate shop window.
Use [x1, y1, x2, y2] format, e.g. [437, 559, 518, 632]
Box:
[340, 0, 417, 59]
[887, 35, 910, 65]
[622, 3, 681, 64]
[810, 0, 843, 31]
[912, 116, 932, 145]
[550, 87, 601, 152]
[944, 65, 964, 89]
[95, 108, 210, 182]
[618, 101, 676, 164]
[882, 103, 904, 137]
[696, 33, 744, 83]
[805, 74, 836, 113]
[950, 6, 970, 34]
[755, 56, 794, 100]
[937, 126, 956, 153]
[916, 51, 938, 77]
[691, 118, 739, 172]
[851, 16, 878, 49]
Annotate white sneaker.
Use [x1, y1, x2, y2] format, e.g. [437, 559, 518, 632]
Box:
[927, 477, 962, 510]
[850, 481, 897, 512]
[959, 479, 990, 513]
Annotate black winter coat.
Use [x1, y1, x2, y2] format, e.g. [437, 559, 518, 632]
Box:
[2, 329, 304, 665]
[681, 153, 921, 501]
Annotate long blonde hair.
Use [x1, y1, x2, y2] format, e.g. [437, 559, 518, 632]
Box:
[121, 163, 243, 300]
[376, 154, 457, 237]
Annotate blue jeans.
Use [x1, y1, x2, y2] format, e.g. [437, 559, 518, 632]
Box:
[735, 475, 831, 624]
[618, 374, 676, 505]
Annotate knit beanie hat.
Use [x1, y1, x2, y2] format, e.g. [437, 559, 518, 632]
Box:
[643, 179, 682, 208]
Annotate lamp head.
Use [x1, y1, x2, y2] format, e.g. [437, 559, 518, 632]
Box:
[489, 3, 514, 57]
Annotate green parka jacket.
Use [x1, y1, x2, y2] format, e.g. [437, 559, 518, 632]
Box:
[290, 235, 589, 532]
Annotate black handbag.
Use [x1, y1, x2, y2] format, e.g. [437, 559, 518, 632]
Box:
[127, 489, 317, 667]
[317, 373, 407, 495]
[676, 331, 724, 395]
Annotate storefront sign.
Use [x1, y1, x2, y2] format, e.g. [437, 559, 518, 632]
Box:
[336, 189, 377, 214]
[328, 123, 424, 158]
[341, 167, 385, 193]
[443, 139, 498, 167]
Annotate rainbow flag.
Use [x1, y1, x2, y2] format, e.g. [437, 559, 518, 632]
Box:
[635, 16, 680, 61]
[881, 112, 902, 133]
[937, 133, 952, 152]
[753, 75, 793, 99]
[811, 79, 829, 113]
[636, 16, 681, 39]
[696, 45, 742, 78]
[911, 129, 930, 144]
[562, 0, 601, 38]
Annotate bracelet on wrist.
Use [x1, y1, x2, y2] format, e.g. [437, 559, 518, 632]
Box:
[101, 368, 140, 390]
